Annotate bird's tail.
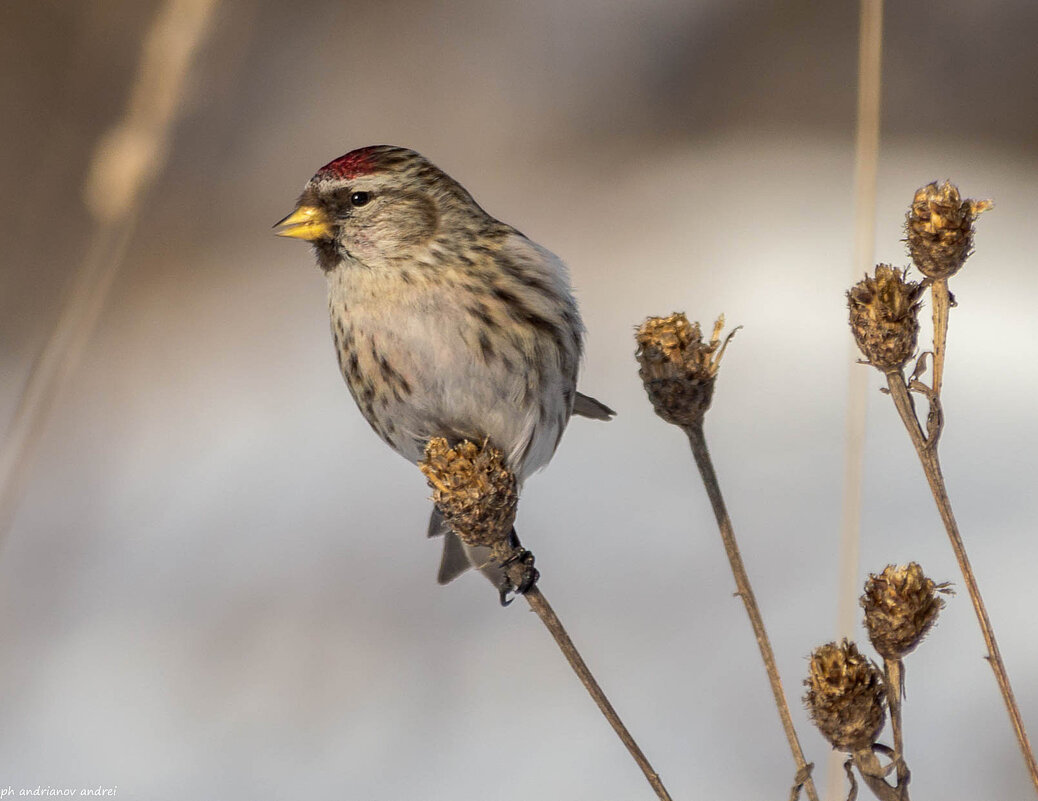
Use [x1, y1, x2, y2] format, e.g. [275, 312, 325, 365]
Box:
[572, 391, 615, 420]
[428, 506, 511, 588]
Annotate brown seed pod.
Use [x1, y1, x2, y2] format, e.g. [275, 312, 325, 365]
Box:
[847, 265, 922, 373]
[804, 640, 887, 752]
[905, 180, 993, 280]
[419, 438, 517, 550]
[861, 562, 952, 660]
[635, 313, 737, 428]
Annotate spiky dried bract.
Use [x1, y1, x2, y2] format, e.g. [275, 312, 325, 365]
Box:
[861, 562, 952, 660]
[847, 265, 922, 372]
[635, 313, 736, 427]
[419, 438, 517, 550]
[804, 640, 886, 752]
[906, 180, 993, 279]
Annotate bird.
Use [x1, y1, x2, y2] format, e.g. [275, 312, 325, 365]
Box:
[275, 145, 613, 591]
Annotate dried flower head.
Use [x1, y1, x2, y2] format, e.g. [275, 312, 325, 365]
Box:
[804, 640, 886, 752]
[861, 563, 952, 660]
[847, 265, 922, 373]
[635, 313, 737, 427]
[905, 180, 993, 280]
[419, 438, 518, 551]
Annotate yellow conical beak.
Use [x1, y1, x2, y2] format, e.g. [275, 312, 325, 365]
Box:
[273, 205, 333, 241]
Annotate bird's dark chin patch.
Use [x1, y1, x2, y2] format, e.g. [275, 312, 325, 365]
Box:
[313, 239, 344, 272]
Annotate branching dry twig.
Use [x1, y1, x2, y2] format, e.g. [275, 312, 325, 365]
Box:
[852, 745, 906, 801]
[884, 372, 1038, 793]
[860, 561, 950, 795]
[882, 659, 907, 788]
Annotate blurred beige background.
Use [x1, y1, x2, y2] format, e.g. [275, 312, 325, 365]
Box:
[2, 1, 1037, 799]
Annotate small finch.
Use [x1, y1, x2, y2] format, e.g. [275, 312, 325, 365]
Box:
[276, 146, 613, 589]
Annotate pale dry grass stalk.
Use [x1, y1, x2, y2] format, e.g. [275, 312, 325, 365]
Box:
[0, 219, 136, 540]
[419, 438, 674, 801]
[635, 314, 818, 801]
[835, 0, 884, 791]
[0, 0, 218, 546]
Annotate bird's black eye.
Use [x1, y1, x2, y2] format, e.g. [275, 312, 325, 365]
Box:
[350, 191, 371, 207]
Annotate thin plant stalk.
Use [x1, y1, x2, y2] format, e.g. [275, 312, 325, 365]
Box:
[929, 279, 951, 397]
[423, 439, 675, 801]
[521, 585, 674, 801]
[685, 422, 819, 801]
[882, 658, 907, 788]
[885, 372, 1038, 794]
[852, 746, 907, 801]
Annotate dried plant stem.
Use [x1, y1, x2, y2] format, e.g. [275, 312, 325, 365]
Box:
[882, 659, 907, 787]
[929, 279, 951, 397]
[852, 746, 906, 801]
[843, 758, 860, 801]
[521, 586, 674, 801]
[684, 422, 819, 801]
[885, 372, 1038, 794]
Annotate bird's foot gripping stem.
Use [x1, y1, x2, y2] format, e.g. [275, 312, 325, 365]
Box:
[497, 547, 539, 606]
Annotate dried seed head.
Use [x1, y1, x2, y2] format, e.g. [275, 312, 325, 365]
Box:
[635, 313, 737, 427]
[847, 265, 922, 372]
[419, 438, 518, 550]
[861, 563, 952, 660]
[804, 640, 886, 752]
[905, 180, 993, 279]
